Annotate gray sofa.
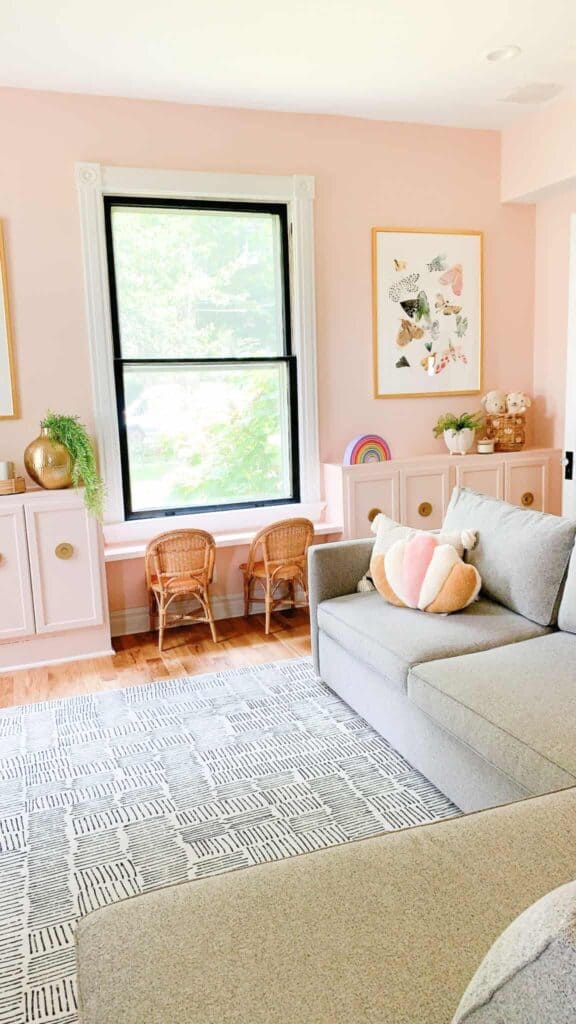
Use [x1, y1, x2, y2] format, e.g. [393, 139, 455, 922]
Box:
[309, 488, 576, 812]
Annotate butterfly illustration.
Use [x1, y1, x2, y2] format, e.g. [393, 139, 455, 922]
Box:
[393, 258, 407, 271]
[389, 273, 420, 302]
[455, 314, 468, 339]
[439, 263, 463, 296]
[435, 293, 462, 316]
[396, 319, 425, 347]
[400, 290, 430, 324]
[427, 254, 447, 273]
[434, 341, 468, 374]
[396, 355, 410, 368]
[421, 353, 437, 376]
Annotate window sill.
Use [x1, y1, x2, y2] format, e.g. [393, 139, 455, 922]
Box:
[104, 520, 343, 562]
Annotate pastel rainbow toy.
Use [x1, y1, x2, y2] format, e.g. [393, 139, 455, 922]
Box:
[343, 434, 391, 465]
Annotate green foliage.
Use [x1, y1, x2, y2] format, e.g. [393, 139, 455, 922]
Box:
[433, 411, 484, 438]
[41, 412, 105, 519]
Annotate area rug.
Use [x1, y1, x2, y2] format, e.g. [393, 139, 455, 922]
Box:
[0, 658, 459, 1024]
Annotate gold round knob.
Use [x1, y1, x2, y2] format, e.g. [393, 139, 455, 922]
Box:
[367, 507, 382, 523]
[55, 542, 74, 560]
[418, 501, 433, 518]
[521, 492, 534, 507]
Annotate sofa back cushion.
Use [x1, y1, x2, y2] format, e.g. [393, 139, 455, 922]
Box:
[558, 550, 576, 633]
[443, 487, 576, 626]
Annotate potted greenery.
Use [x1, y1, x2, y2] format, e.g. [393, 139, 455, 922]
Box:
[34, 412, 105, 518]
[433, 411, 484, 456]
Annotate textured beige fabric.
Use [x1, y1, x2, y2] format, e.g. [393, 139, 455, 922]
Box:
[77, 788, 576, 1024]
[453, 880, 576, 1022]
[409, 633, 576, 794]
[559, 549, 576, 633]
[317, 591, 550, 690]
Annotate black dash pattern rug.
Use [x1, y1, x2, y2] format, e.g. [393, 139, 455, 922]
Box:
[0, 658, 459, 1023]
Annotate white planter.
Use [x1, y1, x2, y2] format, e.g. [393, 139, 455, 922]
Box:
[444, 427, 475, 456]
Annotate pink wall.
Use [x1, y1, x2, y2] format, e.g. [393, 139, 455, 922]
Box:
[502, 96, 576, 203]
[0, 87, 537, 617]
[533, 188, 576, 449]
[1, 87, 535, 470]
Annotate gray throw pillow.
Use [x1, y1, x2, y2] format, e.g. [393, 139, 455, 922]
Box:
[453, 880, 576, 1023]
[443, 487, 576, 626]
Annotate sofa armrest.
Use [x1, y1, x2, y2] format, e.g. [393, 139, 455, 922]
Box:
[308, 538, 374, 674]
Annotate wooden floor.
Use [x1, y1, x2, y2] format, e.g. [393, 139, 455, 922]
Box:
[0, 609, 312, 709]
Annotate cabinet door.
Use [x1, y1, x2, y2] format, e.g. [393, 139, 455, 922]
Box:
[454, 461, 505, 500]
[401, 467, 451, 530]
[0, 506, 35, 640]
[344, 469, 400, 538]
[505, 459, 548, 513]
[25, 502, 104, 633]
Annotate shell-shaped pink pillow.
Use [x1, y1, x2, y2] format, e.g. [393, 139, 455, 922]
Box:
[371, 532, 481, 614]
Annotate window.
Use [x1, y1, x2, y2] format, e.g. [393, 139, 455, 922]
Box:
[104, 197, 300, 520]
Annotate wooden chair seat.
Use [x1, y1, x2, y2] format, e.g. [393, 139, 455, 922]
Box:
[150, 573, 205, 595]
[241, 518, 314, 634]
[239, 560, 304, 581]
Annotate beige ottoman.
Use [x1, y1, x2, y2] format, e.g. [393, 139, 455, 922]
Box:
[76, 787, 576, 1024]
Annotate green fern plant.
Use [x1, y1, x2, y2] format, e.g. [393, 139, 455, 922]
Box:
[433, 411, 484, 439]
[41, 412, 105, 519]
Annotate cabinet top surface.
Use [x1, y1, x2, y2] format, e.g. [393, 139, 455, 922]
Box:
[324, 448, 561, 471]
[0, 487, 86, 507]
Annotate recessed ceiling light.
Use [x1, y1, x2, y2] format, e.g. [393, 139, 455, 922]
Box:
[486, 45, 522, 63]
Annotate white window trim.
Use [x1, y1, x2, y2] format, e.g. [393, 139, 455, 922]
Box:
[75, 163, 321, 537]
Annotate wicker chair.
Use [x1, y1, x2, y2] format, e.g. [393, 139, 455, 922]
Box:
[240, 518, 314, 635]
[145, 529, 217, 652]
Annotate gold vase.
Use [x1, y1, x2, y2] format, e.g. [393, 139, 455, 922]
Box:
[24, 426, 73, 490]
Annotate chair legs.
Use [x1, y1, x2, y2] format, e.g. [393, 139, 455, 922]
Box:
[152, 588, 218, 653]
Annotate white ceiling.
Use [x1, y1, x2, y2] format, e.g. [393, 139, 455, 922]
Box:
[2, 0, 576, 129]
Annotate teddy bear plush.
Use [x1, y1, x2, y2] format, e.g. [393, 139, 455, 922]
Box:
[481, 390, 507, 415]
[506, 391, 531, 414]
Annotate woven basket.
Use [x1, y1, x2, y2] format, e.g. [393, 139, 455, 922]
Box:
[485, 413, 526, 452]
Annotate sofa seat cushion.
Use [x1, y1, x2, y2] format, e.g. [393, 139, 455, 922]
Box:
[408, 633, 576, 794]
[317, 591, 551, 691]
[76, 788, 576, 1024]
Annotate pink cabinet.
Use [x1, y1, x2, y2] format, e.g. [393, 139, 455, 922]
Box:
[323, 449, 562, 538]
[0, 506, 35, 640]
[401, 466, 451, 530]
[25, 500, 104, 633]
[454, 461, 504, 501]
[505, 459, 548, 513]
[0, 489, 111, 671]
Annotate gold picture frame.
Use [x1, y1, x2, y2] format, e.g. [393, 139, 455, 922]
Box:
[0, 221, 18, 419]
[372, 227, 483, 399]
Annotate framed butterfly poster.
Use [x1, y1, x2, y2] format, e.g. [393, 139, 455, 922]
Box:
[372, 228, 483, 398]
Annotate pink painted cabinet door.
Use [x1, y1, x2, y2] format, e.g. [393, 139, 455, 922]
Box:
[25, 502, 104, 633]
[454, 461, 504, 500]
[505, 459, 548, 512]
[0, 505, 35, 640]
[347, 471, 400, 538]
[401, 467, 451, 530]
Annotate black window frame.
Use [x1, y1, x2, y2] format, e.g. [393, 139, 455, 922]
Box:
[104, 195, 300, 521]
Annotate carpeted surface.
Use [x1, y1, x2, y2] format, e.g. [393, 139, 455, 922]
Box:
[0, 658, 459, 1023]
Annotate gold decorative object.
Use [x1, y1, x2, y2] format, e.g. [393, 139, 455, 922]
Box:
[521, 492, 535, 508]
[418, 501, 433, 518]
[24, 427, 73, 490]
[0, 476, 26, 496]
[55, 542, 74, 560]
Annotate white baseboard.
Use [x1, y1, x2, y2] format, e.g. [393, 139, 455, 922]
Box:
[110, 592, 246, 637]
